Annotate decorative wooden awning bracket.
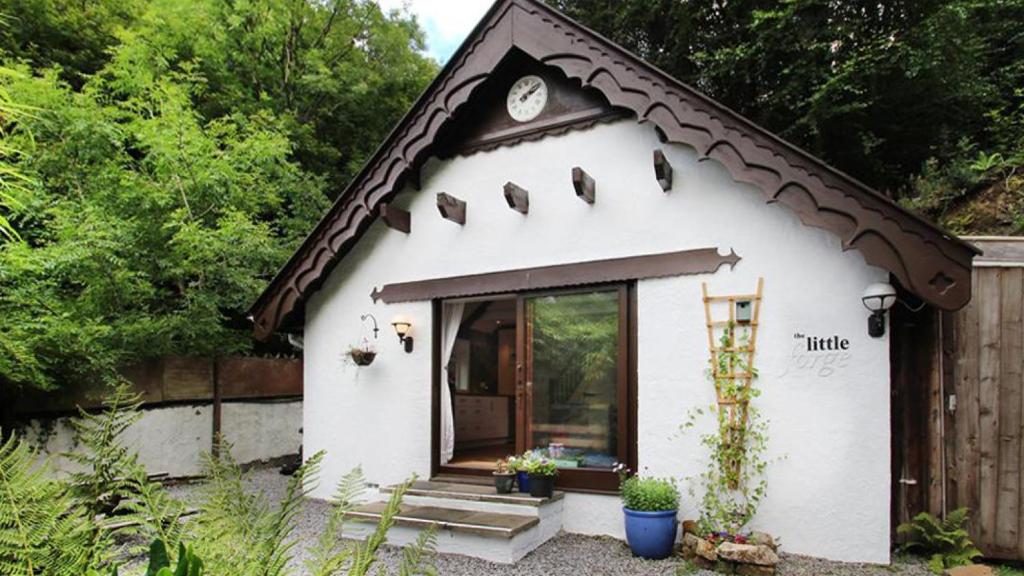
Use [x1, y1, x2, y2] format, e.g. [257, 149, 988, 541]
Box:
[379, 203, 411, 234]
[370, 247, 739, 303]
[572, 167, 595, 204]
[653, 149, 673, 192]
[437, 192, 467, 225]
[503, 182, 530, 214]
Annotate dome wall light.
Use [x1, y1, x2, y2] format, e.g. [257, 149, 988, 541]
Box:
[861, 282, 897, 338]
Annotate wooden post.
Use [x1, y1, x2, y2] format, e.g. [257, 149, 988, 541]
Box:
[212, 357, 222, 459]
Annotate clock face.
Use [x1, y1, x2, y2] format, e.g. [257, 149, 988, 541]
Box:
[506, 75, 548, 123]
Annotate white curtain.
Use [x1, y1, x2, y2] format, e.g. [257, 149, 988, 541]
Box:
[440, 301, 465, 465]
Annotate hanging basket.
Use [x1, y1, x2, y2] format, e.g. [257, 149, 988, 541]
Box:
[349, 347, 377, 367]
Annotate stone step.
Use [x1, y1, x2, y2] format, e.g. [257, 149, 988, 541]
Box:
[430, 473, 492, 485]
[345, 501, 538, 539]
[383, 480, 564, 511]
[343, 479, 565, 563]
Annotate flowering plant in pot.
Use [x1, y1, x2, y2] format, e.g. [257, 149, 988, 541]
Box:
[617, 464, 680, 559]
[493, 459, 515, 494]
[522, 456, 558, 498]
[506, 453, 531, 493]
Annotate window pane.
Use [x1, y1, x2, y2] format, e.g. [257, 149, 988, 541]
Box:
[528, 290, 620, 469]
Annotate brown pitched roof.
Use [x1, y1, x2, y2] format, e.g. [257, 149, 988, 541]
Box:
[250, 0, 978, 340]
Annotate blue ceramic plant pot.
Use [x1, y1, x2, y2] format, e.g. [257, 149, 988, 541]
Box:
[623, 508, 678, 559]
[516, 471, 531, 493]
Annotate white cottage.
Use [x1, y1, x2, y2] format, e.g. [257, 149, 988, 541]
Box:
[250, 0, 977, 565]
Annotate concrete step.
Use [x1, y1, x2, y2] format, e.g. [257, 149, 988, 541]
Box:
[345, 501, 538, 538]
[342, 480, 564, 563]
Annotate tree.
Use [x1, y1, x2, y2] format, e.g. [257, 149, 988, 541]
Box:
[551, 0, 1024, 201]
[100, 0, 437, 195]
[0, 0, 437, 398]
[0, 63, 329, 395]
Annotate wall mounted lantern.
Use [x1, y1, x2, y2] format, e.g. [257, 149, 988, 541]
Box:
[861, 282, 897, 338]
[392, 318, 414, 353]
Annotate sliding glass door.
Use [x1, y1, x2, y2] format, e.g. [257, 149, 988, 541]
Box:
[437, 284, 633, 492]
[521, 286, 629, 489]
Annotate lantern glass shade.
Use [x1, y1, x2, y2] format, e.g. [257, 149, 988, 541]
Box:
[861, 283, 897, 312]
[392, 321, 412, 339]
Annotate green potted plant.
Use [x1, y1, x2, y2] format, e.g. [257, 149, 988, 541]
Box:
[507, 453, 530, 493]
[617, 464, 680, 559]
[493, 458, 515, 494]
[523, 455, 558, 498]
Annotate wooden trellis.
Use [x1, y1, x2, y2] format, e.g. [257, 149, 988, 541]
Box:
[702, 278, 764, 486]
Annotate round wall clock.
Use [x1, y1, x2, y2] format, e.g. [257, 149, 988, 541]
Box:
[506, 75, 548, 122]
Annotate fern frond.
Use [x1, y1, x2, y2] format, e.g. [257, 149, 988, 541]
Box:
[304, 466, 367, 576]
[0, 435, 106, 576]
[397, 525, 437, 576]
[192, 443, 323, 576]
[64, 378, 145, 520]
[347, 476, 416, 576]
[108, 464, 188, 560]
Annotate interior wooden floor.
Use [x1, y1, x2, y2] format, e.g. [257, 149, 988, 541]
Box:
[447, 443, 515, 469]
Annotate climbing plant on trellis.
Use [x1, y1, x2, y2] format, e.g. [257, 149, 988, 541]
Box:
[701, 278, 763, 489]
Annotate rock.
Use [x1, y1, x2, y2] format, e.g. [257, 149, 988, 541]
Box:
[944, 566, 994, 576]
[680, 532, 701, 559]
[737, 564, 776, 576]
[749, 531, 777, 551]
[695, 537, 719, 561]
[682, 519, 699, 535]
[691, 555, 716, 570]
[717, 542, 780, 567]
[715, 559, 738, 574]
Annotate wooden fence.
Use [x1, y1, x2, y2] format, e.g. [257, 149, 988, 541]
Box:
[892, 237, 1024, 561]
[14, 355, 303, 415]
[947, 238, 1024, 560]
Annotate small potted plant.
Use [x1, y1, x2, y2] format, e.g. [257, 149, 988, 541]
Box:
[493, 459, 515, 494]
[617, 464, 680, 559]
[507, 454, 530, 493]
[524, 456, 558, 498]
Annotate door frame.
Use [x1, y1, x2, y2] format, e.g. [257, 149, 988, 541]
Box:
[432, 282, 638, 494]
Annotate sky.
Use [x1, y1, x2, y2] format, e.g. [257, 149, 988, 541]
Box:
[375, 0, 493, 63]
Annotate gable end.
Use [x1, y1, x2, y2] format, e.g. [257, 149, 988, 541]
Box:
[249, 0, 978, 341]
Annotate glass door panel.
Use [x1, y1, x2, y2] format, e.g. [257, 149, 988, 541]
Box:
[525, 289, 622, 470]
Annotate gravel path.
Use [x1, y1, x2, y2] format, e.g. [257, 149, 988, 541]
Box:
[163, 466, 934, 576]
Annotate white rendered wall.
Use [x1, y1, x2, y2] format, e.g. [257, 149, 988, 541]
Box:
[25, 400, 302, 478]
[303, 119, 890, 563]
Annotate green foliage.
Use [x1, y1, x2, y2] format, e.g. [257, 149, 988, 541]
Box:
[0, 64, 33, 243]
[86, 539, 204, 576]
[0, 434, 106, 575]
[0, 0, 436, 396]
[146, 540, 203, 576]
[620, 475, 679, 512]
[191, 444, 323, 576]
[3, 386, 434, 576]
[522, 456, 558, 477]
[553, 0, 1024, 199]
[64, 380, 144, 517]
[898, 508, 982, 574]
[682, 323, 770, 535]
[62, 379, 187, 560]
[196, 446, 436, 576]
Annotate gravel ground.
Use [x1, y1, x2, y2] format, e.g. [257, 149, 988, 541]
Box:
[161, 466, 934, 576]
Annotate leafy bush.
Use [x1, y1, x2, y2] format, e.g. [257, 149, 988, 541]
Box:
[898, 508, 981, 574]
[620, 475, 679, 512]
